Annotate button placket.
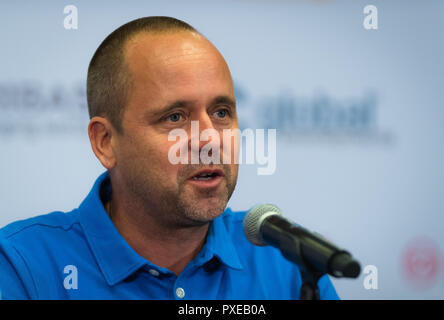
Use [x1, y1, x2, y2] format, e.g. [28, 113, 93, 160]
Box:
[148, 269, 160, 277]
[175, 287, 185, 299]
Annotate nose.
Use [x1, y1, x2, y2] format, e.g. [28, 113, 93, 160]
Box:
[197, 110, 216, 132]
[189, 111, 221, 164]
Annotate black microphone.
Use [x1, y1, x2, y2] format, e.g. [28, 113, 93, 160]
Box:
[243, 204, 361, 278]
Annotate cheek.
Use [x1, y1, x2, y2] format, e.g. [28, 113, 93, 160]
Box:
[117, 133, 169, 170]
[114, 127, 181, 183]
[229, 163, 239, 180]
[146, 139, 182, 180]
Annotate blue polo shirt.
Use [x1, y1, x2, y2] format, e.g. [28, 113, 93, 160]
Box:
[0, 172, 339, 300]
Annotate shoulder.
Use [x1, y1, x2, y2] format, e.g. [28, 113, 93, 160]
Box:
[0, 210, 80, 299]
[0, 210, 80, 242]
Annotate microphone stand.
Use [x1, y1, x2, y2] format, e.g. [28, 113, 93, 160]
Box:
[298, 266, 323, 300]
[277, 233, 325, 300]
[259, 215, 361, 300]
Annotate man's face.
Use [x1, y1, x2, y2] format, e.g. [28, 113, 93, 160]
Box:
[112, 31, 239, 227]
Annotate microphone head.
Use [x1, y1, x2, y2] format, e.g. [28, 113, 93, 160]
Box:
[243, 204, 282, 246]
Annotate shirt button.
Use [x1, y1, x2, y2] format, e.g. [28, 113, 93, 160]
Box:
[148, 269, 160, 277]
[176, 287, 185, 299]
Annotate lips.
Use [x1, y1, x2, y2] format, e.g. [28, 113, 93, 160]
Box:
[188, 168, 224, 181]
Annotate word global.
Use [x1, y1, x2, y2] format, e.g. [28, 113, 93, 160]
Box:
[178, 304, 266, 317]
[168, 121, 276, 175]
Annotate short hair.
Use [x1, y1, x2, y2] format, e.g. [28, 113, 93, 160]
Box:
[87, 16, 199, 134]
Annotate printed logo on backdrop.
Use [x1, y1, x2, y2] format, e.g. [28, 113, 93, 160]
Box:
[235, 85, 393, 145]
[401, 237, 441, 290]
[0, 81, 392, 146]
[0, 81, 87, 136]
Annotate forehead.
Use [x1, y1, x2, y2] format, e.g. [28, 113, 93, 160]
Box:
[123, 31, 234, 114]
[124, 31, 230, 82]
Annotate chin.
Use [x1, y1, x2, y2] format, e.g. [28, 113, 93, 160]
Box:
[183, 197, 227, 223]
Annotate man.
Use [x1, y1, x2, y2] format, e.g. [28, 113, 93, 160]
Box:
[0, 17, 339, 299]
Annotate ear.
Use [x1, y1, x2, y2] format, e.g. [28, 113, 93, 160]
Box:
[88, 116, 117, 169]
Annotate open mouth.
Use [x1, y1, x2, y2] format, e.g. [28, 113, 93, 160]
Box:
[189, 169, 224, 181]
[193, 173, 218, 180]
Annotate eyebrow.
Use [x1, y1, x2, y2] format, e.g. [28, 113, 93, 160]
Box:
[148, 100, 191, 118]
[211, 95, 236, 109]
[146, 95, 236, 118]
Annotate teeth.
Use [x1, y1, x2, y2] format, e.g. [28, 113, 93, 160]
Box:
[193, 172, 216, 180]
[193, 176, 212, 180]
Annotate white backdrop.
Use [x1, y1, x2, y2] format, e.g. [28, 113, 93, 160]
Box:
[0, 0, 443, 299]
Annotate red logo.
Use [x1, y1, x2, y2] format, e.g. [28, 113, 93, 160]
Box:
[401, 237, 441, 290]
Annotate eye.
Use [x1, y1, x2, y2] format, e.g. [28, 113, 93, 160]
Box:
[167, 113, 182, 122]
[214, 109, 228, 118]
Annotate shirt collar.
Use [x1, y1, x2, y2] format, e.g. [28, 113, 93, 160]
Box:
[78, 171, 147, 286]
[78, 171, 243, 286]
[198, 209, 243, 271]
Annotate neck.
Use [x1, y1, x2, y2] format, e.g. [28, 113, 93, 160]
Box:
[105, 195, 209, 276]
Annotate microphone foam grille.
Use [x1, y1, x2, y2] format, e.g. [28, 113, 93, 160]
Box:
[243, 204, 281, 246]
